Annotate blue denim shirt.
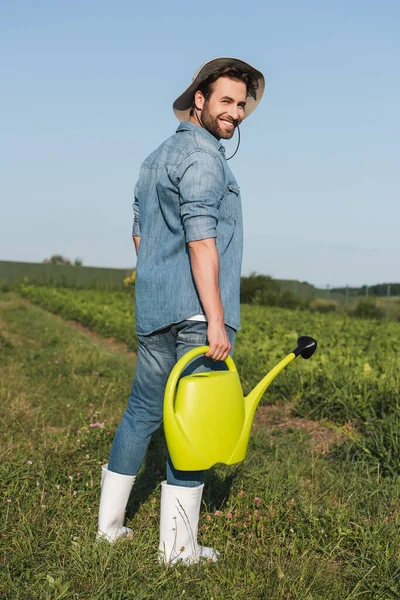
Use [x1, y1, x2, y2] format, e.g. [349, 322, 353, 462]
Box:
[132, 121, 243, 335]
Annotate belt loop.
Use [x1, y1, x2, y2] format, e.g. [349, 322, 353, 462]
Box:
[169, 324, 178, 340]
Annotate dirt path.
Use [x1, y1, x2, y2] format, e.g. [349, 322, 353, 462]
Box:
[63, 317, 137, 359]
[1, 294, 137, 358]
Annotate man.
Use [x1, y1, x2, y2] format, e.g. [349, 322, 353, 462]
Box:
[97, 57, 265, 565]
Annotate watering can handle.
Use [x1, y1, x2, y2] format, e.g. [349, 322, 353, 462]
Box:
[164, 345, 237, 409]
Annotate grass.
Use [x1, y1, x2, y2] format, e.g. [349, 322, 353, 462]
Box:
[1, 292, 400, 599]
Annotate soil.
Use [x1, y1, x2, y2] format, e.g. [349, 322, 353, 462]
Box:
[253, 403, 347, 454]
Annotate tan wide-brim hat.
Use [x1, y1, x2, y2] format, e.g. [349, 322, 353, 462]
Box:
[173, 57, 265, 122]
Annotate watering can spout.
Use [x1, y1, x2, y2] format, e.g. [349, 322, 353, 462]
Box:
[229, 336, 318, 463]
[246, 336, 317, 414]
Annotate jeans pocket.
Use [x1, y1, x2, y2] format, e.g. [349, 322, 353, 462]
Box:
[178, 332, 207, 345]
[138, 333, 160, 347]
[177, 321, 207, 346]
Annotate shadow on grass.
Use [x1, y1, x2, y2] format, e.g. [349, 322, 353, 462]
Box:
[125, 426, 241, 521]
[125, 427, 167, 520]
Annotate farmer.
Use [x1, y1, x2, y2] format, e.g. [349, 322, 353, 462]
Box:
[97, 57, 265, 564]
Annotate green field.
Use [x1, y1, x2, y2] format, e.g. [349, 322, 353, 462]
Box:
[1, 288, 400, 599]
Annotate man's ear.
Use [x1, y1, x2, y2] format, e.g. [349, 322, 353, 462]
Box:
[194, 90, 205, 111]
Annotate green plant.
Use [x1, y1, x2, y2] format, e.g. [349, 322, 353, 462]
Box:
[0, 279, 11, 292]
[278, 289, 304, 310]
[240, 273, 279, 304]
[309, 298, 338, 313]
[353, 299, 384, 319]
[123, 270, 136, 287]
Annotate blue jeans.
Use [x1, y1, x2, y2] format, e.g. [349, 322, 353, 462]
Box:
[108, 320, 236, 487]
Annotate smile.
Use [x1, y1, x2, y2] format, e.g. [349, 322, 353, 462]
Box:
[219, 118, 235, 128]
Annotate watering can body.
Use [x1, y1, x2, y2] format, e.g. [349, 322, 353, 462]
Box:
[171, 370, 248, 469]
[164, 337, 317, 470]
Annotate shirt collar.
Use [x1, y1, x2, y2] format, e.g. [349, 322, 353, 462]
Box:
[176, 121, 226, 155]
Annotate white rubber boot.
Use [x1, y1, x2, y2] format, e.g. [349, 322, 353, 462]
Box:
[158, 480, 219, 566]
[97, 464, 136, 543]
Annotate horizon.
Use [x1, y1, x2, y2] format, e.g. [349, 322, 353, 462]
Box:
[1, 257, 399, 291]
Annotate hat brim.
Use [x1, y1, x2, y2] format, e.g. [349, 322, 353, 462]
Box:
[173, 57, 265, 123]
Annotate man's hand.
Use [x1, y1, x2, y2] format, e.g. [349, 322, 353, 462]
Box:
[205, 320, 231, 361]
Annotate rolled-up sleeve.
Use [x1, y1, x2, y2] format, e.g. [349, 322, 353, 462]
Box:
[175, 151, 225, 243]
[131, 183, 141, 237]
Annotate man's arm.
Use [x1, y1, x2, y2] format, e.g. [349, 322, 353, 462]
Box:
[132, 178, 140, 255]
[174, 151, 231, 361]
[132, 235, 140, 256]
[188, 238, 231, 362]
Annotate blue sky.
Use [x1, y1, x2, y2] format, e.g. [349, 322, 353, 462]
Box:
[1, 1, 399, 287]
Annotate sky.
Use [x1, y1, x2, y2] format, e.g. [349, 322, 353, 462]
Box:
[1, 0, 399, 288]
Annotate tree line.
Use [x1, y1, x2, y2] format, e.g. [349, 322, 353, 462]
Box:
[331, 284, 400, 297]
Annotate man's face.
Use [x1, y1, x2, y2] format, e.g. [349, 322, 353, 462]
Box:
[197, 77, 247, 140]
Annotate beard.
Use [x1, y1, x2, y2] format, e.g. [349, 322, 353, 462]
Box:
[200, 102, 237, 140]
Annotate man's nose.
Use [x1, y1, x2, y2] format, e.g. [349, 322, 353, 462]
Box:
[227, 105, 240, 121]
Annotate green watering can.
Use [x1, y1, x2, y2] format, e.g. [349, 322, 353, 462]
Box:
[164, 336, 317, 470]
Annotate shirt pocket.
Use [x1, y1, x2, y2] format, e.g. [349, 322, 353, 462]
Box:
[219, 183, 240, 222]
